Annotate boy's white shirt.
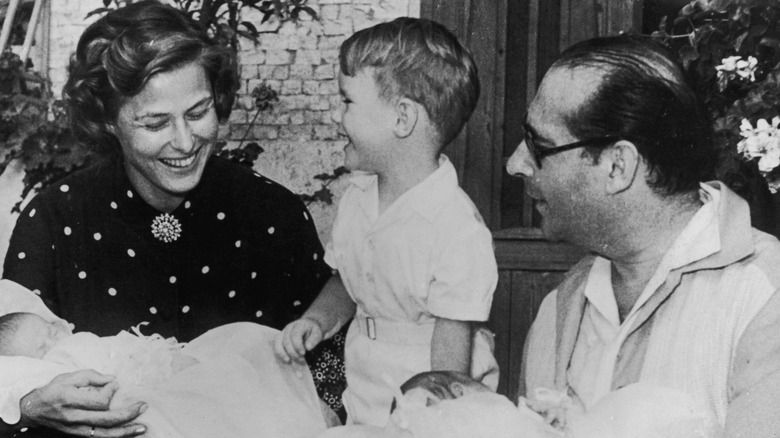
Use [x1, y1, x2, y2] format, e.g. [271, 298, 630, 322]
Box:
[0, 279, 77, 424]
[324, 154, 497, 323]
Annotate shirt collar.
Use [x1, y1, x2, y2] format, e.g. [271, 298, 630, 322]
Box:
[583, 181, 755, 324]
[346, 155, 460, 223]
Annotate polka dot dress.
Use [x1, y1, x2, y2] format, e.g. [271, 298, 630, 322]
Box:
[3, 154, 347, 418]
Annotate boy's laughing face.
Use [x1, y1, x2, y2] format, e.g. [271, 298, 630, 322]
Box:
[336, 69, 397, 174]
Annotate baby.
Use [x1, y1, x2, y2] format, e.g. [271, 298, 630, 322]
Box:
[0, 312, 328, 438]
[319, 372, 720, 438]
[0, 312, 196, 386]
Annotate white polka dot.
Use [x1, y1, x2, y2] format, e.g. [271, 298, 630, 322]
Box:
[303, 211, 309, 220]
[182, 305, 190, 314]
[169, 276, 177, 284]
[29, 208, 36, 218]
[93, 233, 102, 241]
[267, 227, 275, 234]
[108, 288, 117, 296]
[217, 212, 226, 220]
[17, 252, 25, 259]
[64, 227, 72, 236]
[313, 253, 318, 260]
[235, 240, 242, 248]
[59, 185, 69, 193]
[251, 272, 257, 279]
[185, 201, 191, 209]
[127, 249, 135, 257]
[32, 289, 40, 296]
[293, 300, 301, 307]
[110, 201, 118, 209]
[228, 290, 236, 298]
[150, 307, 157, 314]
[201, 266, 210, 274]
[78, 271, 87, 279]
[255, 310, 263, 318]
[20, 427, 28, 433]
[127, 190, 133, 198]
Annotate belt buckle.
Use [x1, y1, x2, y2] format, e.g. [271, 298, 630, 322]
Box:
[366, 316, 376, 340]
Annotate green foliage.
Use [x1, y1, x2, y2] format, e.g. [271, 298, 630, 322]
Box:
[0, 51, 96, 213]
[653, 0, 780, 197]
[299, 166, 348, 205]
[90, 0, 317, 52]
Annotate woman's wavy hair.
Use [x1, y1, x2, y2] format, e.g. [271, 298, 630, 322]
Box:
[62, 0, 238, 152]
[339, 17, 479, 149]
[553, 35, 716, 198]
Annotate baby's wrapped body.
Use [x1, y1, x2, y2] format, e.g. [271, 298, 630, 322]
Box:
[1, 322, 328, 438]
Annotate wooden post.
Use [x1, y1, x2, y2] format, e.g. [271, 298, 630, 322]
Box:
[19, 0, 43, 65]
[0, 0, 22, 55]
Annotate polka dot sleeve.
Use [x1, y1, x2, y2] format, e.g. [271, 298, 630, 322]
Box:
[3, 196, 57, 303]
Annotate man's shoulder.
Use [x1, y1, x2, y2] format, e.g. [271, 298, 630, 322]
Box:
[739, 228, 780, 288]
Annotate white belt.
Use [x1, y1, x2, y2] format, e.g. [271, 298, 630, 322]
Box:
[353, 312, 434, 345]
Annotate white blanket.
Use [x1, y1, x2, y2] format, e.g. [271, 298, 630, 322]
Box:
[0, 280, 327, 438]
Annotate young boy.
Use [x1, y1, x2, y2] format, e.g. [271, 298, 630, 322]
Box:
[276, 17, 499, 426]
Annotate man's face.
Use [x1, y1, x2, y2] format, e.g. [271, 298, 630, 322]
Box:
[505, 67, 608, 244]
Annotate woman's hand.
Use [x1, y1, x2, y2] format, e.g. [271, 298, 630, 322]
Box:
[274, 317, 324, 365]
[20, 370, 147, 437]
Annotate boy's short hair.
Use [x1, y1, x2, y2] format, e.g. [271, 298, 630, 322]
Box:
[0, 312, 29, 356]
[339, 17, 480, 148]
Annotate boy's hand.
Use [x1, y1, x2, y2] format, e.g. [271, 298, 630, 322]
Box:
[274, 317, 324, 364]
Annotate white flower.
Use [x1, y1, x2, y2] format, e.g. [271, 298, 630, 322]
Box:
[716, 56, 758, 82]
[737, 118, 780, 175]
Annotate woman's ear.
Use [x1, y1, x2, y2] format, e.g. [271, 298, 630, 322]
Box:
[393, 97, 419, 139]
[603, 140, 640, 195]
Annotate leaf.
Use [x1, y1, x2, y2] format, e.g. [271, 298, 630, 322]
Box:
[85, 8, 113, 20]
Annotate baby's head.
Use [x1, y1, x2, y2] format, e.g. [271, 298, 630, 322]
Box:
[392, 371, 490, 412]
[338, 17, 479, 149]
[0, 312, 70, 359]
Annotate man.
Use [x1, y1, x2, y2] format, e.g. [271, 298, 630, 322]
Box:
[506, 35, 780, 437]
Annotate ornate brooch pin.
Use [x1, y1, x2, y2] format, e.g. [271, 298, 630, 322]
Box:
[151, 213, 182, 243]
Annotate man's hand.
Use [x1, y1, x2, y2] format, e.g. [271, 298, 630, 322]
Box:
[274, 317, 324, 364]
[20, 370, 147, 437]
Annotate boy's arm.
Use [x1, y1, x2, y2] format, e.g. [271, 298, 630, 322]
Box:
[302, 274, 356, 338]
[430, 318, 471, 374]
[275, 274, 355, 363]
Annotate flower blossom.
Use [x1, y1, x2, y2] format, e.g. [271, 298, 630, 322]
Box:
[738, 117, 780, 176]
[716, 56, 758, 83]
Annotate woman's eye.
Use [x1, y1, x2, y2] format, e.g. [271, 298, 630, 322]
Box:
[143, 121, 168, 131]
[187, 109, 211, 120]
[342, 98, 352, 105]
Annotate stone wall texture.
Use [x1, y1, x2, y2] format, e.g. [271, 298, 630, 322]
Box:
[0, 0, 420, 263]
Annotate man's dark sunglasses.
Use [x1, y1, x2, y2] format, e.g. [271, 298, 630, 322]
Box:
[523, 123, 619, 168]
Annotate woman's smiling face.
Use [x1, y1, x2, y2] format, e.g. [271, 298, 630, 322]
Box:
[111, 61, 218, 212]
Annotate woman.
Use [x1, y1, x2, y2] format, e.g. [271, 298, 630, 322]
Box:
[1, 1, 345, 436]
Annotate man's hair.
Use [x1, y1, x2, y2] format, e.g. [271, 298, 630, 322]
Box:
[0, 312, 31, 356]
[62, 0, 239, 153]
[339, 17, 480, 148]
[552, 35, 716, 198]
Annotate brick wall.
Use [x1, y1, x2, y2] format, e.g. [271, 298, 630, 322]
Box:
[40, 0, 420, 247]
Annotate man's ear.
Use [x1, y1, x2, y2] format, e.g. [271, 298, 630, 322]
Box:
[393, 97, 419, 138]
[602, 140, 640, 195]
